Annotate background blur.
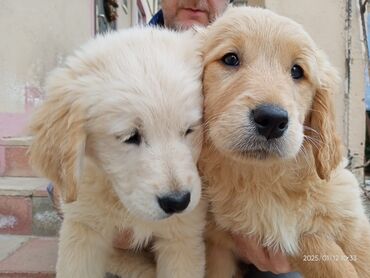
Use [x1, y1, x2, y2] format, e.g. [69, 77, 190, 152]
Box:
[0, 1, 369, 276]
[0, 0, 369, 181]
[0, 0, 370, 268]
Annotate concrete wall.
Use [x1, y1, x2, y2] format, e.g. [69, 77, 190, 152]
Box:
[0, 0, 94, 138]
[0, 0, 95, 177]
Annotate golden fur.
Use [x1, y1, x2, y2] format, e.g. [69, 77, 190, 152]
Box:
[200, 7, 370, 278]
[29, 27, 207, 278]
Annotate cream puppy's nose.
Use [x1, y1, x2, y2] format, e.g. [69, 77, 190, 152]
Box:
[157, 191, 191, 214]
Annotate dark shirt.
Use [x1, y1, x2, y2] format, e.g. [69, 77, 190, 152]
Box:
[148, 10, 164, 27]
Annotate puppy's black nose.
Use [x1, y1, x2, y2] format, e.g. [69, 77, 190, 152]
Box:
[157, 191, 191, 214]
[252, 105, 288, 139]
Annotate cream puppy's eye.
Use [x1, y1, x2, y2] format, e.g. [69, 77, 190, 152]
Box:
[116, 129, 141, 145]
[291, 64, 304, 79]
[221, 53, 240, 67]
[184, 122, 201, 136]
[185, 128, 194, 136]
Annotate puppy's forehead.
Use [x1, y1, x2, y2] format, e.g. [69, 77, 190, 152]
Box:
[205, 7, 315, 60]
[66, 27, 203, 130]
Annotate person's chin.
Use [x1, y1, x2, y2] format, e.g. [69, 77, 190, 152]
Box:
[175, 19, 208, 30]
[175, 13, 208, 28]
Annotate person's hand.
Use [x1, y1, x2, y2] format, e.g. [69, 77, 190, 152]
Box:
[232, 233, 292, 274]
[113, 229, 133, 249]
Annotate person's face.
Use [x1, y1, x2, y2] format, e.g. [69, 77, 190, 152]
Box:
[161, 0, 229, 30]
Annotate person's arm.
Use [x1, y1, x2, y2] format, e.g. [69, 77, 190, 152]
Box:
[232, 233, 292, 274]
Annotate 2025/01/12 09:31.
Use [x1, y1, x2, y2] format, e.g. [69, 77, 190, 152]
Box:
[303, 254, 357, 262]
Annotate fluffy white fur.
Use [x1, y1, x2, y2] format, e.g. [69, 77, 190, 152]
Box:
[29, 27, 207, 278]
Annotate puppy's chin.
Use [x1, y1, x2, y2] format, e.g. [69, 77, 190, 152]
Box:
[212, 136, 303, 165]
[226, 148, 289, 165]
[124, 205, 192, 223]
[238, 149, 280, 160]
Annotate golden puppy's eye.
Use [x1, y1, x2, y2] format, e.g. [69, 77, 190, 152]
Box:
[291, 64, 304, 79]
[221, 53, 240, 67]
[116, 129, 141, 145]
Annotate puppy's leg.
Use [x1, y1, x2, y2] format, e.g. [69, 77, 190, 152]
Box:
[205, 241, 238, 278]
[338, 223, 370, 278]
[107, 249, 156, 278]
[56, 220, 110, 278]
[205, 228, 238, 278]
[154, 234, 205, 278]
[290, 235, 358, 278]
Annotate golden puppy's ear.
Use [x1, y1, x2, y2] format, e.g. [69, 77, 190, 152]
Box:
[309, 56, 342, 180]
[29, 69, 86, 203]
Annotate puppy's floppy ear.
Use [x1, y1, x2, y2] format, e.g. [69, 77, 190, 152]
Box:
[29, 68, 86, 203]
[309, 53, 342, 180]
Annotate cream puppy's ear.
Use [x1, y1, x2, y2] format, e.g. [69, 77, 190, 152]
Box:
[309, 52, 342, 181]
[29, 68, 86, 203]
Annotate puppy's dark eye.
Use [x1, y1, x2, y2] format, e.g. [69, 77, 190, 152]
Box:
[117, 130, 141, 145]
[125, 130, 141, 145]
[291, 64, 304, 79]
[185, 128, 194, 136]
[222, 53, 240, 67]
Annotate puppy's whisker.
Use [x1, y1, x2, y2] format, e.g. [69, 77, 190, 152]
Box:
[303, 125, 320, 135]
[304, 134, 322, 150]
[298, 144, 313, 173]
[304, 135, 319, 145]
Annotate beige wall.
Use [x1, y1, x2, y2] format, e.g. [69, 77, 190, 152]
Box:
[0, 0, 93, 136]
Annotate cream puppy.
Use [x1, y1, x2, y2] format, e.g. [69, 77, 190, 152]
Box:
[29, 27, 206, 278]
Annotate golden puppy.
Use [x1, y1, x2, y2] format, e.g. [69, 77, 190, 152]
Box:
[200, 7, 370, 278]
[29, 27, 206, 278]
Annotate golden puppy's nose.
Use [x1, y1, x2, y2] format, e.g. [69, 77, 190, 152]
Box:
[252, 105, 288, 139]
[157, 191, 191, 214]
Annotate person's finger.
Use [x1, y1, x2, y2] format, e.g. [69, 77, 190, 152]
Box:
[266, 249, 293, 274]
